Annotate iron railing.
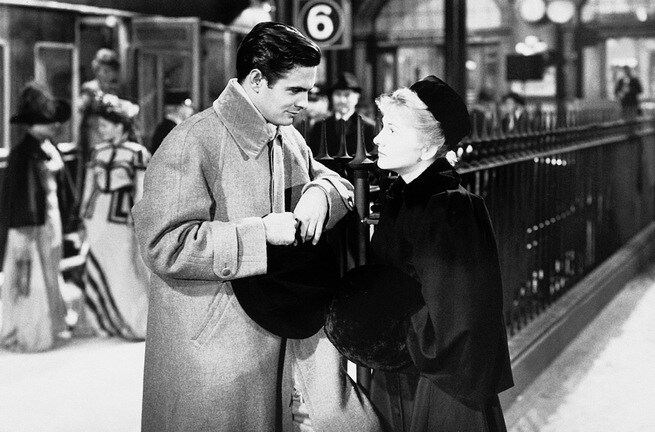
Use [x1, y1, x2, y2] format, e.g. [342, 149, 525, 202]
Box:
[307, 104, 655, 339]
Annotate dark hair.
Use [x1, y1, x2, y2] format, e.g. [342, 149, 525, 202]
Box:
[236, 22, 321, 85]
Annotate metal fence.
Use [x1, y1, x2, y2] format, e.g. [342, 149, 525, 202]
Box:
[308, 105, 655, 342]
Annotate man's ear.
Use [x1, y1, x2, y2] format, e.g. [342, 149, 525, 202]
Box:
[246, 69, 265, 92]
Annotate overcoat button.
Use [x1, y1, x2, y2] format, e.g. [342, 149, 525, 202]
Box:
[221, 268, 231, 277]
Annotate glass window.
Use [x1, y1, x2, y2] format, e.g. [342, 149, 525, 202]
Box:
[34, 42, 79, 144]
[376, 0, 502, 39]
[0, 39, 8, 152]
[582, 0, 655, 22]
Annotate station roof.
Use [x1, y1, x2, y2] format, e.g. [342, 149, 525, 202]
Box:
[26, 0, 251, 24]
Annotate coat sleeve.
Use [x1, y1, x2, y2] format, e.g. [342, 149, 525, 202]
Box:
[292, 127, 354, 229]
[132, 127, 267, 282]
[406, 190, 507, 408]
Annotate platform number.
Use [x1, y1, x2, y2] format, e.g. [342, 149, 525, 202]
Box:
[294, 0, 351, 49]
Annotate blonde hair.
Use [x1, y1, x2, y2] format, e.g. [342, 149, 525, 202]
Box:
[375, 87, 446, 156]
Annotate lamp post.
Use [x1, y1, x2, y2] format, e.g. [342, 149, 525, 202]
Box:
[518, 0, 576, 125]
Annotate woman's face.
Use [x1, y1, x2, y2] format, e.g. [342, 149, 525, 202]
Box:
[97, 117, 124, 142]
[374, 106, 425, 176]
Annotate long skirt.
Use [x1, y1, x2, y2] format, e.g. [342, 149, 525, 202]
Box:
[1, 222, 67, 352]
[82, 188, 149, 340]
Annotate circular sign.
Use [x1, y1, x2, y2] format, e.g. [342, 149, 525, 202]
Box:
[518, 0, 547, 23]
[299, 0, 346, 46]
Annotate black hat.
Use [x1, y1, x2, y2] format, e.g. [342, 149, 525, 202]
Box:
[164, 90, 193, 106]
[330, 72, 361, 94]
[10, 82, 71, 125]
[409, 75, 471, 149]
[325, 265, 424, 371]
[231, 239, 340, 339]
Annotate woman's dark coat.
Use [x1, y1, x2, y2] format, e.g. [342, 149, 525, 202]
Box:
[369, 158, 513, 432]
[0, 134, 75, 265]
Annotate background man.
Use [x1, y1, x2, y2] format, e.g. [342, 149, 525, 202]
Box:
[307, 72, 376, 158]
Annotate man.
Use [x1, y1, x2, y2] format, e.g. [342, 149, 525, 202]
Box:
[132, 22, 382, 432]
[500, 91, 526, 134]
[307, 72, 376, 158]
[150, 90, 195, 154]
[470, 88, 497, 139]
[614, 65, 643, 119]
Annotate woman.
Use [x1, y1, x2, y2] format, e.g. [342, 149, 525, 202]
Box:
[367, 76, 513, 431]
[80, 93, 150, 340]
[0, 82, 71, 352]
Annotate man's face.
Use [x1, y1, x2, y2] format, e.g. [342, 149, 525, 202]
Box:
[503, 98, 517, 115]
[255, 66, 317, 126]
[331, 89, 360, 116]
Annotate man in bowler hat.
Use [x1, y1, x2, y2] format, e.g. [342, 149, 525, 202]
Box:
[307, 72, 376, 158]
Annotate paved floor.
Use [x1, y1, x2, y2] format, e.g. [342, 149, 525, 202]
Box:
[505, 264, 655, 432]
[1, 265, 654, 432]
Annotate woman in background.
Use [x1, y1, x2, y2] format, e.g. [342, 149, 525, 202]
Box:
[0, 82, 71, 352]
[80, 94, 150, 340]
[368, 76, 514, 431]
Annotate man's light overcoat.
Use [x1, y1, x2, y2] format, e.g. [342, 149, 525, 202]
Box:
[133, 80, 382, 432]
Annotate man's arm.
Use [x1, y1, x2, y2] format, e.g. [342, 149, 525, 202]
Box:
[293, 141, 354, 244]
[132, 127, 269, 282]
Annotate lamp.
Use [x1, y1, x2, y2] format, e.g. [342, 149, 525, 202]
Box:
[519, 0, 547, 23]
[518, 0, 575, 25]
[546, 1, 576, 24]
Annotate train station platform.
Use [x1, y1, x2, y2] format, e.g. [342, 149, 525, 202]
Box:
[1, 262, 655, 431]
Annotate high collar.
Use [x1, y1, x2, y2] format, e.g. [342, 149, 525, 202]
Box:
[213, 79, 279, 159]
[386, 158, 460, 207]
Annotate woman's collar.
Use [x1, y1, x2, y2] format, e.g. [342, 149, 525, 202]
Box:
[388, 158, 460, 206]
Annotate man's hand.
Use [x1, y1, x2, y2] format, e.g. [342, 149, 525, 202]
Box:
[293, 187, 328, 245]
[262, 212, 298, 246]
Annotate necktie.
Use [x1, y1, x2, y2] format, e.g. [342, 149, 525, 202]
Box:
[269, 134, 285, 213]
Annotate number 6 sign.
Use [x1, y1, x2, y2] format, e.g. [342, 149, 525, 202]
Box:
[294, 0, 352, 49]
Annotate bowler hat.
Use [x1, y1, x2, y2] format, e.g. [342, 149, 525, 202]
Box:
[231, 238, 340, 339]
[325, 264, 424, 371]
[330, 72, 362, 94]
[10, 82, 71, 125]
[410, 75, 471, 149]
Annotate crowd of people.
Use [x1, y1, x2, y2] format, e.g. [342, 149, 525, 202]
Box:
[0, 21, 521, 432]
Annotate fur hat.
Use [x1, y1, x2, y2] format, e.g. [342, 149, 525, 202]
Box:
[10, 82, 71, 125]
[410, 75, 471, 149]
[325, 264, 424, 371]
[231, 239, 340, 339]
